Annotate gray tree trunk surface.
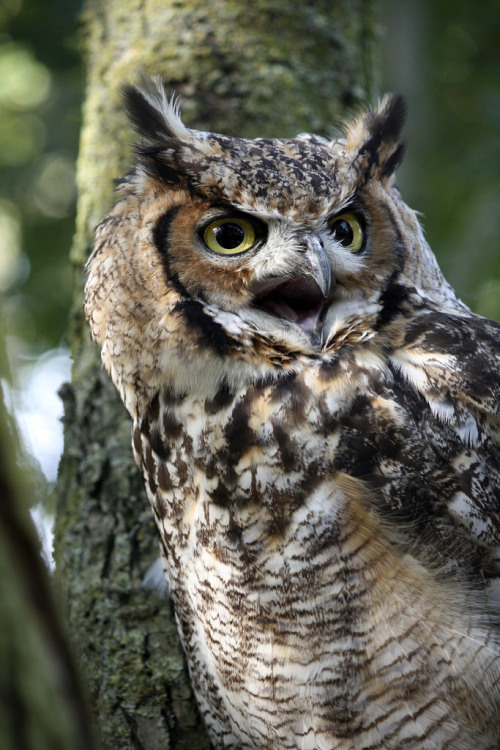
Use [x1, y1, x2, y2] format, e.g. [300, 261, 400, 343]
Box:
[54, 1, 379, 747]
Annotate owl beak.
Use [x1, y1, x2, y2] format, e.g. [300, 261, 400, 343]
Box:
[301, 233, 331, 299]
[250, 233, 332, 337]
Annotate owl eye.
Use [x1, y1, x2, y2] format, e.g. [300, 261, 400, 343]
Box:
[328, 213, 364, 253]
[203, 217, 257, 255]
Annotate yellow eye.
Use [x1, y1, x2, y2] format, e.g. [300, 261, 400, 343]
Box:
[328, 213, 364, 253]
[203, 217, 256, 255]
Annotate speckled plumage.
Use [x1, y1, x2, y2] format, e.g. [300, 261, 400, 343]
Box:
[85, 78, 500, 749]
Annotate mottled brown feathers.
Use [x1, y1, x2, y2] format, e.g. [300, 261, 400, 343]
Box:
[85, 78, 500, 749]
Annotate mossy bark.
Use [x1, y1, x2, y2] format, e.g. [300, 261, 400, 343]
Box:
[54, 1, 380, 747]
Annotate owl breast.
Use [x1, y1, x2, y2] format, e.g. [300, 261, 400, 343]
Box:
[132, 343, 500, 750]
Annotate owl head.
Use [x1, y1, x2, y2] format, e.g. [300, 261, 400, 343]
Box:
[85, 78, 461, 415]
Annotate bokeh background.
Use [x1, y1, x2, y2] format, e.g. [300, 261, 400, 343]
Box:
[1, 0, 499, 554]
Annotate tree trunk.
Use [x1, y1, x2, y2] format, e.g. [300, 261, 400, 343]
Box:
[54, 1, 380, 747]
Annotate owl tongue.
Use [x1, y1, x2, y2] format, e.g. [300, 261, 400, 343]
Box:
[265, 299, 323, 333]
[253, 275, 326, 335]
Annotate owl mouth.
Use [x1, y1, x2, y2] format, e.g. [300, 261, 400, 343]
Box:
[251, 276, 328, 335]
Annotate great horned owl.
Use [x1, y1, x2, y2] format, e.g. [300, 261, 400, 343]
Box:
[85, 78, 500, 749]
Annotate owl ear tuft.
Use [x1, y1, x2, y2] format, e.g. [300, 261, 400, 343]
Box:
[345, 93, 407, 181]
[121, 77, 202, 190]
[121, 76, 190, 145]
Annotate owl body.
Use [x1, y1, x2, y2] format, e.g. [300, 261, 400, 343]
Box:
[85, 80, 500, 749]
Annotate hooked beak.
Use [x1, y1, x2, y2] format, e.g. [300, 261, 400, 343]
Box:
[301, 233, 331, 299]
[250, 232, 332, 336]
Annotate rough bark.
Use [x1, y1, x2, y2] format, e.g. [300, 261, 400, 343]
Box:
[54, 1, 379, 747]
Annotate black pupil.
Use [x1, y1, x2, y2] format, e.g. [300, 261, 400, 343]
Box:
[215, 222, 245, 249]
[332, 219, 353, 246]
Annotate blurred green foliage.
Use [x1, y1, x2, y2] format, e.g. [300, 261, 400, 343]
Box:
[382, 0, 500, 319]
[0, 0, 82, 355]
[0, 0, 499, 363]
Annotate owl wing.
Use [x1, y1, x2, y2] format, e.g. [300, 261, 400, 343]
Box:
[331, 298, 500, 593]
[393, 306, 500, 431]
[387, 304, 500, 577]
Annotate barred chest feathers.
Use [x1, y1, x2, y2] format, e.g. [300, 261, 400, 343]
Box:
[130, 350, 498, 750]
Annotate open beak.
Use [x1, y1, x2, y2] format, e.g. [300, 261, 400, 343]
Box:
[250, 233, 332, 336]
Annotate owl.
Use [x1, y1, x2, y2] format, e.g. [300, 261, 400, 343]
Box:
[85, 78, 500, 749]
